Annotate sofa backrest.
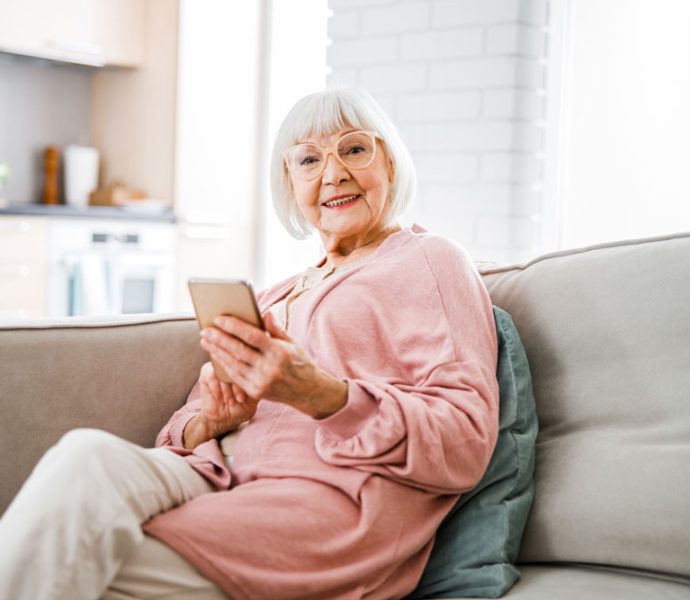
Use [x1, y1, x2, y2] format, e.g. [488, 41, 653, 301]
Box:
[0, 315, 205, 516]
[480, 232, 690, 580]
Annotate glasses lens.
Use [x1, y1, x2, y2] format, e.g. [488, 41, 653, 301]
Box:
[337, 132, 375, 168]
[286, 144, 324, 178]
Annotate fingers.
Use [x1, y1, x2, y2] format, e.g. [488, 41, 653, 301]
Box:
[200, 362, 223, 398]
[231, 383, 246, 404]
[199, 332, 252, 393]
[205, 342, 264, 400]
[199, 315, 306, 403]
[202, 315, 292, 365]
[200, 361, 244, 407]
[200, 360, 220, 388]
[210, 348, 257, 396]
[199, 361, 215, 379]
[219, 380, 233, 403]
[201, 329, 261, 368]
[263, 311, 291, 341]
[213, 316, 271, 351]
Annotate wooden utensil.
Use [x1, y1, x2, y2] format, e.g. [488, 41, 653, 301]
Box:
[42, 145, 60, 205]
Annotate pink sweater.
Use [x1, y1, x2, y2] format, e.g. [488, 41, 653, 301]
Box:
[143, 226, 499, 599]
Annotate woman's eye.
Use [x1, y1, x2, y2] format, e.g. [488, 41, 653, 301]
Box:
[299, 155, 319, 166]
[343, 144, 366, 155]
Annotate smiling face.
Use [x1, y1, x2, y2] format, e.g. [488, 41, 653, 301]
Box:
[287, 127, 395, 256]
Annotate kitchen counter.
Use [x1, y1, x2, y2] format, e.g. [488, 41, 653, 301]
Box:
[0, 203, 176, 223]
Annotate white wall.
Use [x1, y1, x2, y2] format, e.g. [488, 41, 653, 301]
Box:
[556, 0, 690, 247]
[327, 0, 548, 264]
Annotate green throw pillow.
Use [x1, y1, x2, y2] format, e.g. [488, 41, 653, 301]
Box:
[406, 306, 538, 599]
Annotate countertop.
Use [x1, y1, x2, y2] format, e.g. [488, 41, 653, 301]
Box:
[0, 202, 177, 223]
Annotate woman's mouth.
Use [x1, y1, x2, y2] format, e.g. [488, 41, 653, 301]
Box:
[322, 194, 362, 209]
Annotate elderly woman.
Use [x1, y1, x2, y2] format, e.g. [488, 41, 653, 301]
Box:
[0, 89, 499, 599]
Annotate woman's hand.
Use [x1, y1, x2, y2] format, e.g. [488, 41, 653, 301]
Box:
[183, 361, 259, 449]
[199, 312, 348, 419]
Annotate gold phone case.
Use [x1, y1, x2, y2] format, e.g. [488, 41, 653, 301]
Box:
[188, 278, 264, 382]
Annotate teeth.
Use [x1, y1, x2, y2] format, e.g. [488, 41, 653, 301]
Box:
[324, 195, 359, 207]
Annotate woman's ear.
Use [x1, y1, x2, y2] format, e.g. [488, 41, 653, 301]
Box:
[387, 157, 395, 182]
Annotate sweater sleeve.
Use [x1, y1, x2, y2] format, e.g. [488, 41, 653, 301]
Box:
[155, 381, 203, 448]
[314, 236, 499, 495]
[153, 380, 232, 490]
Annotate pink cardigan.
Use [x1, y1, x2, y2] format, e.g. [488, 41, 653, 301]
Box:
[144, 225, 499, 599]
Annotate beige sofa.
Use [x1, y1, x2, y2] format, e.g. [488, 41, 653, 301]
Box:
[1, 232, 689, 599]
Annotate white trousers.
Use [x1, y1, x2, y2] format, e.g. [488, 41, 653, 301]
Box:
[0, 428, 227, 600]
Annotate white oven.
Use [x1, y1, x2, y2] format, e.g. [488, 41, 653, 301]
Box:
[48, 219, 176, 317]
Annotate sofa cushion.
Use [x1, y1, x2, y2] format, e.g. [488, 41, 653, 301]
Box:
[462, 564, 690, 600]
[408, 307, 538, 599]
[480, 232, 690, 579]
[0, 314, 206, 516]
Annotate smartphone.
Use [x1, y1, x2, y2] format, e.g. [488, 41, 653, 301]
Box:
[187, 277, 264, 382]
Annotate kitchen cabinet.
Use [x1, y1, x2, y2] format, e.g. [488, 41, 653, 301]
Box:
[0, 216, 49, 318]
[0, 0, 144, 68]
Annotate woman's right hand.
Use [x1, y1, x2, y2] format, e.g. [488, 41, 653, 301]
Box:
[183, 361, 259, 449]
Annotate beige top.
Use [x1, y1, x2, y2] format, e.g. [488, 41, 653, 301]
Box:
[268, 257, 370, 331]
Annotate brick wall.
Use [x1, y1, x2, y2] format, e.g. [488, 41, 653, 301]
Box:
[327, 0, 548, 263]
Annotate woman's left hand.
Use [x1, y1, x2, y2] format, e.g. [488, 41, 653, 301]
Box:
[199, 312, 347, 419]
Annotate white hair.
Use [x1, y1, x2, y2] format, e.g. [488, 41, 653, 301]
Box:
[270, 88, 417, 239]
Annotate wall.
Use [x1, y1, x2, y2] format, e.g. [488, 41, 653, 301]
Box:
[327, 0, 548, 263]
[0, 54, 91, 204]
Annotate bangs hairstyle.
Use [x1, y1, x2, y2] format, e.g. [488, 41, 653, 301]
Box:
[270, 88, 417, 239]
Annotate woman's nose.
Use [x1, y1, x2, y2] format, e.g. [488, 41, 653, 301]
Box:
[321, 153, 350, 184]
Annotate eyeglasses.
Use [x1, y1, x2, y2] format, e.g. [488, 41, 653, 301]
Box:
[283, 130, 378, 181]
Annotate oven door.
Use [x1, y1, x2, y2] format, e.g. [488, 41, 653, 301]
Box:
[108, 252, 175, 315]
[47, 219, 178, 318]
[51, 251, 175, 317]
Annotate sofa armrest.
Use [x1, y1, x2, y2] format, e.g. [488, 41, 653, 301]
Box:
[0, 314, 206, 516]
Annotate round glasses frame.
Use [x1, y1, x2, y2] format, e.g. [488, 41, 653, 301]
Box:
[283, 130, 379, 181]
